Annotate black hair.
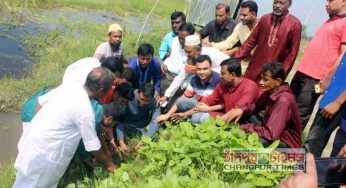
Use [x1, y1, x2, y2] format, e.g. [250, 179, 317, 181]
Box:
[179, 22, 195, 35]
[216, 3, 230, 13]
[220, 57, 242, 77]
[85, 67, 114, 93]
[121, 67, 135, 85]
[103, 102, 126, 119]
[194, 55, 212, 66]
[115, 82, 135, 101]
[241, 0, 258, 15]
[261, 61, 285, 80]
[139, 83, 155, 98]
[171, 11, 186, 22]
[100, 56, 124, 73]
[137, 43, 154, 56]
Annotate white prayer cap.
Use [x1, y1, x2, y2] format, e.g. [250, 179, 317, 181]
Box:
[184, 35, 201, 46]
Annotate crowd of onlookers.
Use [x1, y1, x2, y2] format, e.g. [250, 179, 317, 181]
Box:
[11, 0, 346, 187]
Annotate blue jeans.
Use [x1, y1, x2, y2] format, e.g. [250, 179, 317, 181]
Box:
[116, 107, 160, 141]
[331, 128, 346, 157]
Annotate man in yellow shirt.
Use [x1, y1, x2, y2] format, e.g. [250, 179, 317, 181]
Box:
[205, 1, 258, 73]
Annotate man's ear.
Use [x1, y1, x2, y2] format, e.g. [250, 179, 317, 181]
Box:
[275, 78, 283, 86]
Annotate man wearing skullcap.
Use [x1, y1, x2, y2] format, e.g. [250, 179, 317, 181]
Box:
[94, 24, 128, 64]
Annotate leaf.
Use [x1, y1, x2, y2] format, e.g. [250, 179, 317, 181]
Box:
[251, 176, 274, 186]
[215, 116, 225, 126]
[122, 172, 129, 182]
[247, 133, 259, 146]
[238, 182, 254, 188]
[266, 140, 280, 151]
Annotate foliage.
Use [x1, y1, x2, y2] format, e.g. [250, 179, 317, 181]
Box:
[72, 118, 291, 188]
[0, 161, 16, 187]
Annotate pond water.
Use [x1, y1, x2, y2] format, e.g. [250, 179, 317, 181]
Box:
[0, 112, 21, 163]
[0, 7, 156, 79]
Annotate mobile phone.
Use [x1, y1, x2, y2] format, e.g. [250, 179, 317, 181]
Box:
[160, 101, 168, 108]
[314, 83, 322, 94]
[315, 157, 346, 186]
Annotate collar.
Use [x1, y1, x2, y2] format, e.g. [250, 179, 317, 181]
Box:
[329, 13, 346, 19]
[272, 12, 290, 22]
[219, 18, 232, 30]
[269, 83, 291, 101]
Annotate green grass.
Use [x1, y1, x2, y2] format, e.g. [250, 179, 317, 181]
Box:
[0, 161, 16, 187]
[0, 0, 185, 112]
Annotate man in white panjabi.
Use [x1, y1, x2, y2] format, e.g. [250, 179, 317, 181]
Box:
[13, 67, 116, 188]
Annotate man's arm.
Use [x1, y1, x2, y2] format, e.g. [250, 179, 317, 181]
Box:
[234, 19, 261, 60]
[240, 100, 291, 141]
[198, 22, 210, 40]
[158, 34, 171, 61]
[321, 89, 346, 119]
[321, 47, 346, 92]
[153, 57, 163, 95]
[212, 24, 240, 51]
[202, 83, 222, 107]
[282, 21, 302, 77]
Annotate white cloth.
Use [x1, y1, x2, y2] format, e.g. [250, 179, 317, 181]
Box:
[163, 37, 187, 75]
[14, 84, 100, 188]
[62, 57, 100, 86]
[164, 47, 229, 98]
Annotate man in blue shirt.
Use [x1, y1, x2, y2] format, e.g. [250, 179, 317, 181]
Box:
[128, 43, 162, 100]
[305, 53, 346, 157]
[158, 11, 186, 61]
[116, 83, 160, 152]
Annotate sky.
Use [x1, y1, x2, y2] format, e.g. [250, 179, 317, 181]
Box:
[252, 0, 328, 36]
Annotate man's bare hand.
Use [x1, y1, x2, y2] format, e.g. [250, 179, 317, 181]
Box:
[158, 96, 168, 106]
[171, 113, 187, 123]
[321, 101, 341, 119]
[203, 42, 212, 47]
[337, 144, 346, 157]
[227, 108, 244, 123]
[280, 153, 317, 188]
[194, 102, 210, 112]
[154, 114, 170, 123]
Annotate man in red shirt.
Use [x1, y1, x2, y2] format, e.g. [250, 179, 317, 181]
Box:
[193, 57, 259, 124]
[291, 0, 346, 129]
[234, 0, 301, 83]
[240, 62, 302, 148]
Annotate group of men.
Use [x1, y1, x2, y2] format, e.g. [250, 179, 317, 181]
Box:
[13, 0, 346, 187]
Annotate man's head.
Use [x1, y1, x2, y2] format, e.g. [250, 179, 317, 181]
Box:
[195, 55, 213, 82]
[178, 23, 195, 47]
[215, 3, 231, 25]
[85, 67, 115, 98]
[171, 11, 186, 34]
[137, 43, 154, 69]
[108, 24, 123, 49]
[273, 0, 292, 17]
[102, 102, 127, 127]
[118, 67, 135, 86]
[219, 57, 242, 86]
[184, 35, 202, 63]
[137, 83, 155, 107]
[112, 82, 135, 104]
[239, 1, 258, 25]
[326, 0, 346, 16]
[100, 56, 124, 77]
[259, 62, 285, 92]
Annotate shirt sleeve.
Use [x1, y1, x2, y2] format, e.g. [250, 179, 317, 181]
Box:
[235, 81, 259, 113]
[212, 24, 240, 50]
[240, 99, 292, 141]
[152, 57, 162, 93]
[234, 18, 262, 60]
[93, 43, 105, 60]
[282, 20, 302, 77]
[202, 83, 222, 106]
[158, 34, 170, 60]
[77, 113, 101, 152]
[183, 80, 195, 98]
[164, 70, 190, 98]
[198, 22, 210, 39]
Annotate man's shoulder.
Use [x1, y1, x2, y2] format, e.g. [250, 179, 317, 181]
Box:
[288, 14, 301, 24]
[242, 78, 258, 88]
[128, 56, 138, 66]
[164, 32, 175, 39]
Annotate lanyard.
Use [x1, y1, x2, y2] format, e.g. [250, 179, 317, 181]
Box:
[137, 59, 149, 84]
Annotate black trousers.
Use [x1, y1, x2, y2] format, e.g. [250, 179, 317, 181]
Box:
[291, 71, 320, 129]
[304, 110, 341, 157]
